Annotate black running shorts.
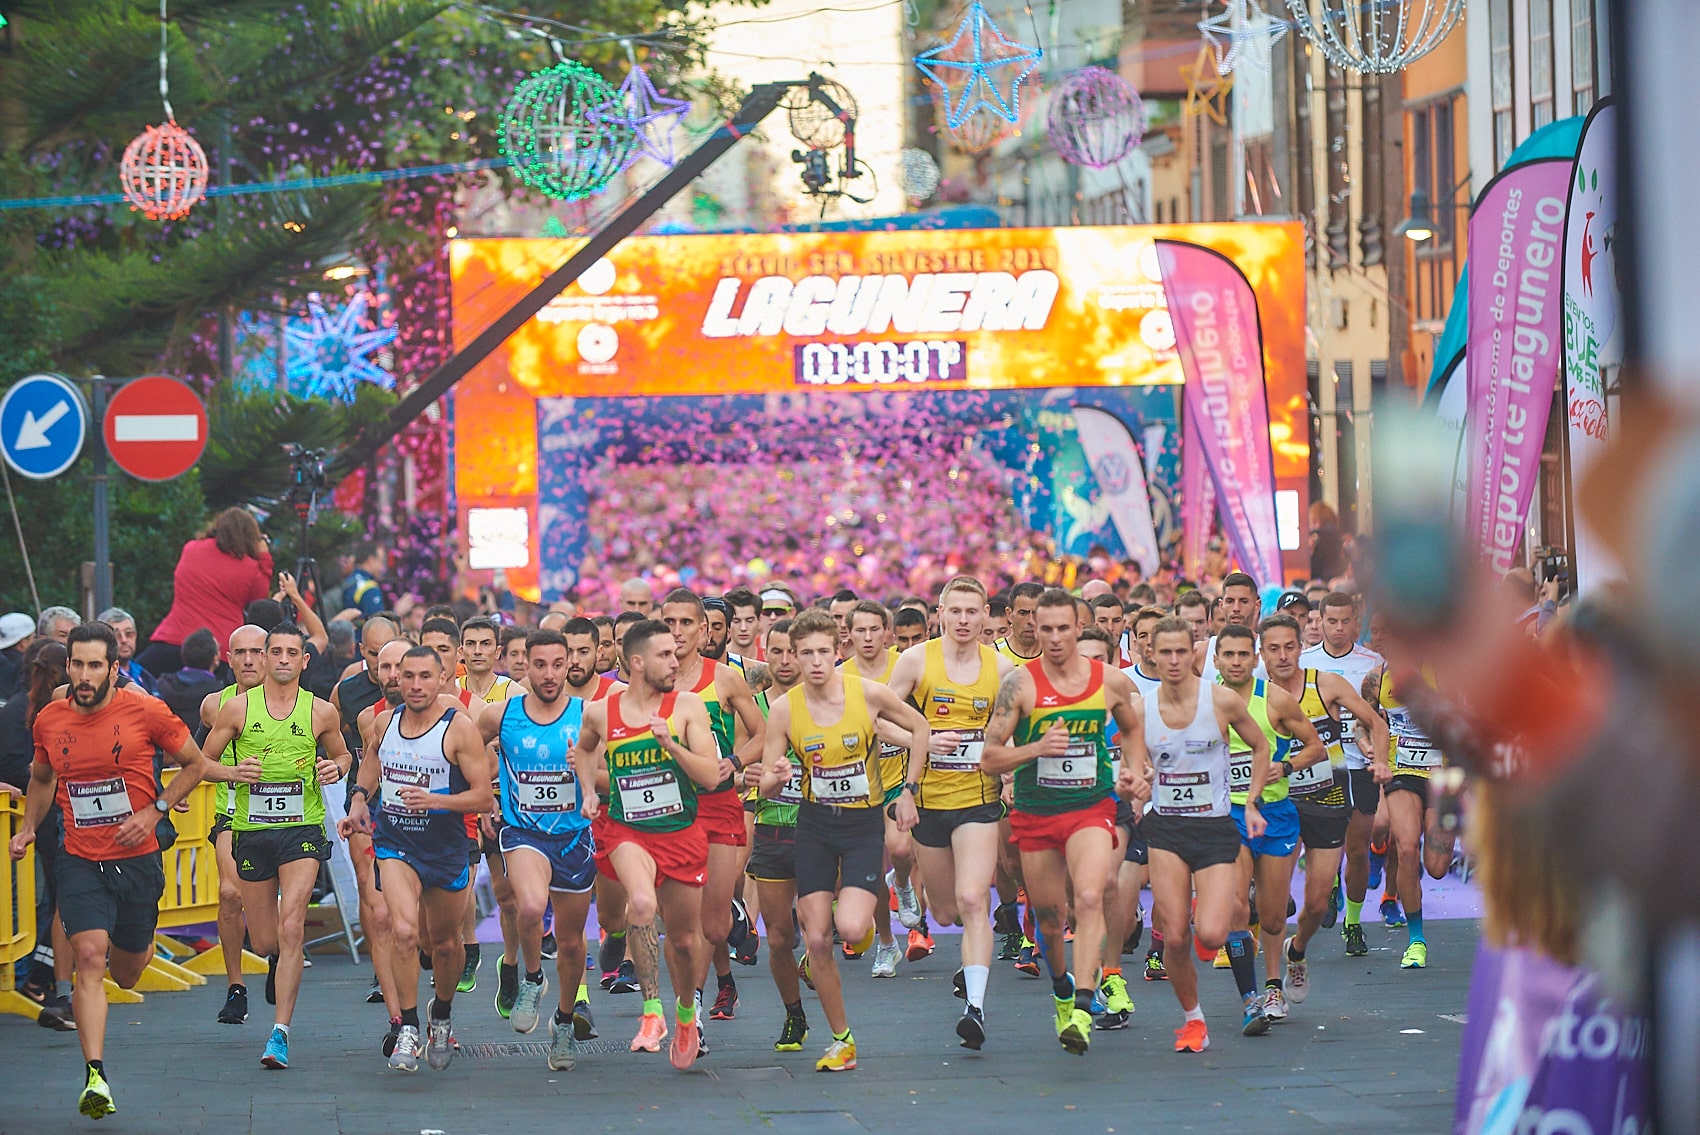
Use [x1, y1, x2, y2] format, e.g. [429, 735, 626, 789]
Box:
[794, 804, 884, 898]
[55, 851, 165, 954]
[1141, 812, 1242, 872]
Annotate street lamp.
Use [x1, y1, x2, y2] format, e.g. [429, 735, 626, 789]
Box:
[1395, 187, 1436, 242]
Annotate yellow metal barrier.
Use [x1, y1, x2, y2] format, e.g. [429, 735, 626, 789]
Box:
[0, 794, 41, 1020]
[152, 771, 264, 980]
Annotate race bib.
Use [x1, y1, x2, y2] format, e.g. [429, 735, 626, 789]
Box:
[248, 781, 305, 824]
[1156, 769, 1213, 815]
[617, 770, 683, 822]
[1036, 739, 1097, 790]
[776, 764, 805, 806]
[1314, 713, 1343, 749]
[513, 767, 576, 813]
[811, 759, 870, 805]
[1108, 744, 1122, 788]
[929, 729, 984, 773]
[1228, 754, 1255, 793]
[1338, 705, 1357, 743]
[1395, 739, 1441, 770]
[381, 758, 439, 812]
[67, 776, 131, 828]
[1286, 753, 1333, 795]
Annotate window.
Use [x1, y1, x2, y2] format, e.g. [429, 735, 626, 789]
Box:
[1572, 0, 1596, 114]
[1530, 0, 1555, 129]
[1411, 99, 1457, 249]
[1491, 0, 1515, 168]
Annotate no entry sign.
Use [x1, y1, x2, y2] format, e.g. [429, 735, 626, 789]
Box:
[102, 375, 207, 481]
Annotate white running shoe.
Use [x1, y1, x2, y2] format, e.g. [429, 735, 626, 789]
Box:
[1284, 940, 1309, 1004]
[870, 940, 901, 978]
[387, 1025, 421, 1072]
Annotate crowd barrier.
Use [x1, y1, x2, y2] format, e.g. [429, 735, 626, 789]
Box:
[0, 795, 40, 1020]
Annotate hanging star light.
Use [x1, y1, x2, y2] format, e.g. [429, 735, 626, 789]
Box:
[612, 61, 691, 169]
[284, 293, 397, 401]
[915, 0, 1043, 130]
[1199, 0, 1288, 76]
[1181, 42, 1234, 125]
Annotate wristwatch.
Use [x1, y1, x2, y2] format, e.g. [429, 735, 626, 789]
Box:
[350, 785, 371, 802]
[153, 797, 170, 814]
[1278, 759, 1293, 778]
[904, 781, 921, 797]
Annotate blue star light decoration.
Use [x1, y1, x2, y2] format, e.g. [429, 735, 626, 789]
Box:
[608, 63, 691, 169]
[284, 293, 397, 401]
[1199, 0, 1289, 76]
[915, 1, 1042, 130]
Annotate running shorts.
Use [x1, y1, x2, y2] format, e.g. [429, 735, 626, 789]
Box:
[593, 816, 708, 889]
[376, 845, 471, 893]
[1008, 798, 1118, 856]
[1348, 768, 1382, 816]
[1141, 812, 1242, 872]
[1297, 806, 1350, 850]
[210, 812, 233, 843]
[745, 824, 797, 882]
[696, 789, 749, 848]
[1120, 809, 1149, 865]
[1232, 798, 1300, 859]
[794, 803, 884, 898]
[1385, 773, 1430, 800]
[232, 824, 331, 883]
[911, 801, 1006, 849]
[500, 825, 596, 894]
[55, 851, 165, 954]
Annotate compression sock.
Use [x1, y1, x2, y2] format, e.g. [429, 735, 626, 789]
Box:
[676, 998, 697, 1027]
[1344, 899, 1364, 927]
[1226, 930, 1257, 1000]
[1407, 908, 1425, 945]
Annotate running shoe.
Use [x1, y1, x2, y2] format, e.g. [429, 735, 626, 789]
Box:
[548, 1015, 579, 1071]
[1241, 993, 1271, 1037]
[1324, 877, 1343, 929]
[495, 961, 518, 1019]
[264, 954, 278, 1006]
[511, 973, 547, 1034]
[1285, 940, 1310, 1003]
[218, 983, 249, 1025]
[388, 1024, 421, 1072]
[1063, 925, 1075, 943]
[798, 953, 815, 991]
[892, 872, 924, 930]
[1174, 1018, 1210, 1053]
[1096, 973, 1133, 1030]
[1401, 941, 1429, 969]
[993, 901, 1019, 936]
[426, 1002, 454, 1070]
[381, 1017, 401, 1057]
[1014, 939, 1040, 976]
[38, 994, 76, 1032]
[1367, 843, 1386, 889]
[669, 1020, 701, 1070]
[1124, 913, 1145, 955]
[695, 991, 710, 1056]
[1262, 985, 1289, 1022]
[1056, 999, 1091, 1055]
[710, 985, 739, 1020]
[79, 1064, 116, 1119]
[905, 929, 935, 962]
[1144, 951, 1168, 981]
[366, 975, 385, 1005]
[870, 940, 901, 978]
[775, 1012, 809, 1052]
[457, 953, 479, 993]
[733, 933, 760, 967]
[631, 1011, 667, 1053]
[597, 932, 624, 975]
[956, 1004, 986, 1050]
[952, 968, 966, 999]
[540, 932, 558, 961]
[1194, 934, 1217, 963]
[1342, 923, 1369, 957]
[815, 1037, 857, 1072]
[261, 1026, 290, 1069]
[1212, 945, 1231, 969]
[997, 931, 1022, 961]
[1381, 898, 1406, 928]
[574, 999, 598, 1039]
[607, 959, 640, 995]
[841, 926, 873, 959]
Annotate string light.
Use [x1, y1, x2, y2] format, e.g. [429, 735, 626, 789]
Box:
[914, 0, 1042, 129]
[497, 60, 636, 201]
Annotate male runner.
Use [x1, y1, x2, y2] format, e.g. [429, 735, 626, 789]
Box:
[574, 619, 723, 1069]
[413, 614, 482, 995]
[701, 597, 733, 663]
[590, 616, 618, 674]
[1199, 573, 1264, 682]
[994, 582, 1043, 664]
[10, 623, 208, 1120]
[884, 577, 1012, 1046]
[982, 589, 1145, 1055]
[1260, 615, 1387, 1003]
[985, 595, 1011, 645]
[725, 588, 762, 663]
[1119, 607, 1167, 979]
[620, 578, 655, 615]
[989, 580, 1043, 960]
[759, 609, 928, 1071]
[1299, 592, 1385, 957]
[456, 617, 518, 705]
[743, 620, 810, 1051]
[1214, 622, 1323, 1030]
[892, 607, 928, 651]
[451, 615, 519, 998]
[827, 590, 860, 659]
[657, 589, 765, 1036]
[1132, 616, 1271, 1054]
[757, 586, 797, 642]
[1174, 590, 1211, 646]
[500, 625, 529, 681]
[348, 646, 493, 1072]
[198, 622, 352, 1071]
[1089, 594, 1130, 666]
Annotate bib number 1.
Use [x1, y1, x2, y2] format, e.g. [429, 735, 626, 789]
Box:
[67, 777, 131, 828]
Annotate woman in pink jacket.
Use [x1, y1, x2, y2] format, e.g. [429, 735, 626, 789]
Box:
[139, 508, 273, 673]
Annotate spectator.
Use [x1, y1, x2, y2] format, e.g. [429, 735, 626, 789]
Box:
[154, 628, 224, 733]
[337, 541, 388, 616]
[303, 618, 356, 700]
[0, 611, 34, 702]
[142, 507, 273, 674]
[97, 606, 156, 694]
[37, 605, 80, 643]
[1309, 500, 1347, 583]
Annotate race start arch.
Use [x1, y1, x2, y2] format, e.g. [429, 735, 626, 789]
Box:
[449, 222, 1308, 600]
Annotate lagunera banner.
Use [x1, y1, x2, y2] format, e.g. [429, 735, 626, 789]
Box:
[1181, 407, 1216, 578]
[1465, 158, 1573, 573]
[1156, 240, 1283, 588]
[1561, 100, 1622, 592]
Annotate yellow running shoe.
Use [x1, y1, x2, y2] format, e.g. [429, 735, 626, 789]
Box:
[816, 1036, 857, 1072]
[1057, 1003, 1091, 1055]
[1400, 941, 1428, 969]
[1213, 946, 1231, 968]
[79, 1065, 116, 1120]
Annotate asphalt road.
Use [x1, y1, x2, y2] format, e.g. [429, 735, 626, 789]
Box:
[0, 916, 1473, 1135]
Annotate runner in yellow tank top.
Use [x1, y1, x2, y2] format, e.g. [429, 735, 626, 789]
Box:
[757, 609, 930, 1073]
[885, 576, 1014, 1050]
[839, 600, 915, 975]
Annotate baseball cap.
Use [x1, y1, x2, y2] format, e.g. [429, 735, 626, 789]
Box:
[1274, 591, 1311, 614]
[759, 588, 795, 613]
[0, 612, 34, 649]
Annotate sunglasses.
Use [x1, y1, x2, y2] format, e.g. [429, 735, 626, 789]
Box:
[762, 607, 792, 615]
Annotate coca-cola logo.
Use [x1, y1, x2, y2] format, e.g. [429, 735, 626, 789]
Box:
[1569, 398, 1607, 441]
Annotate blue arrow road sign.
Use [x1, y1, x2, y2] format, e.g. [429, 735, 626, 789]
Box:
[0, 373, 88, 480]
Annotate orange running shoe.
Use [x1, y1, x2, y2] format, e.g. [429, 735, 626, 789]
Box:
[1193, 933, 1216, 963]
[669, 1020, 700, 1070]
[1174, 1018, 1210, 1053]
[630, 1011, 668, 1053]
[905, 929, 935, 961]
[798, 953, 816, 991]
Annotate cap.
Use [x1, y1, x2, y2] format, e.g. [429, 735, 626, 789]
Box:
[702, 596, 729, 615]
[1275, 591, 1311, 614]
[759, 588, 794, 611]
[0, 612, 33, 650]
